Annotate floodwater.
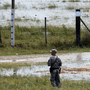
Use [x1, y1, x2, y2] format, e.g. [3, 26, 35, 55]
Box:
[1, 0, 90, 28]
[0, 59, 27, 63]
[0, 52, 90, 80]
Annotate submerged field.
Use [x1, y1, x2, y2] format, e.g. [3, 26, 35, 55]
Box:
[0, 0, 90, 27]
[0, 52, 90, 80]
[0, 0, 90, 89]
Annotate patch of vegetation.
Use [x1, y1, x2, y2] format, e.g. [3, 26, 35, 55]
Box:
[0, 62, 32, 68]
[48, 4, 58, 9]
[62, 0, 67, 2]
[0, 62, 47, 68]
[0, 3, 11, 9]
[15, 17, 22, 21]
[83, 8, 89, 12]
[0, 3, 17, 9]
[29, 18, 40, 23]
[69, 0, 80, 2]
[0, 43, 4, 47]
[67, 6, 75, 10]
[0, 25, 90, 56]
[32, 6, 38, 9]
[0, 76, 90, 90]
[17, 4, 27, 9]
[81, 32, 90, 46]
[39, 7, 45, 9]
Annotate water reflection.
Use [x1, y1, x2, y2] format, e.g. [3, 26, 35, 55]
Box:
[0, 63, 90, 80]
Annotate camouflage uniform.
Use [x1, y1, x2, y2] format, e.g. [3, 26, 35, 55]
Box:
[48, 55, 62, 88]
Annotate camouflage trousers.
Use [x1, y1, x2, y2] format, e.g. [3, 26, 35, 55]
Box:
[50, 69, 61, 88]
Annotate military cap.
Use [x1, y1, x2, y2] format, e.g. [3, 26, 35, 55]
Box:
[50, 49, 57, 53]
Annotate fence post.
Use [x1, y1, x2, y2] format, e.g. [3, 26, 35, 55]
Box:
[45, 17, 47, 45]
[75, 9, 81, 46]
[11, 0, 15, 46]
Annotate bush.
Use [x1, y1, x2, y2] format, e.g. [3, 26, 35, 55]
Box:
[81, 33, 90, 46]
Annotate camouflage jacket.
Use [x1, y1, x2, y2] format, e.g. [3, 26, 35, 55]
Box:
[48, 55, 62, 69]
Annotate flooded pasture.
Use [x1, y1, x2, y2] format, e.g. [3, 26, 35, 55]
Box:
[1, 0, 90, 28]
[0, 52, 90, 80]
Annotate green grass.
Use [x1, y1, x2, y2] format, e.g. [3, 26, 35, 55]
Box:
[48, 4, 58, 9]
[0, 58, 90, 90]
[67, 6, 75, 10]
[0, 62, 32, 68]
[0, 76, 89, 90]
[62, 0, 80, 2]
[15, 17, 22, 21]
[0, 62, 47, 68]
[62, 0, 66, 2]
[0, 3, 11, 9]
[0, 25, 90, 56]
[69, 0, 80, 2]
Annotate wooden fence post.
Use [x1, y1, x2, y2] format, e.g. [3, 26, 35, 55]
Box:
[75, 9, 81, 46]
[45, 17, 47, 45]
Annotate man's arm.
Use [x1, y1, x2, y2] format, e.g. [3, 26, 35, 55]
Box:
[59, 58, 62, 66]
[48, 58, 51, 66]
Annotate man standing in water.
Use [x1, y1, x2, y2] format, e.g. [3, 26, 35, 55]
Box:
[48, 49, 62, 88]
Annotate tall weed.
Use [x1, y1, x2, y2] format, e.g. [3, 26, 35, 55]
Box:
[0, 25, 90, 55]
